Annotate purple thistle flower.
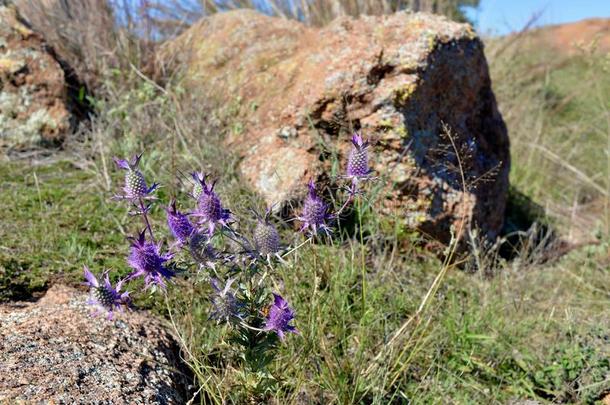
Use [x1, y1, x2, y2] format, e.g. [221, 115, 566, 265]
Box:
[113, 154, 158, 201]
[83, 266, 130, 320]
[209, 278, 242, 323]
[346, 133, 372, 181]
[297, 180, 333, 236]
[166, 200, 194, 245]
[263, 293, 298, 341]
[127, 231, 174, 289]
[191, 172, 230, 234]
[253, 209, 280, 257]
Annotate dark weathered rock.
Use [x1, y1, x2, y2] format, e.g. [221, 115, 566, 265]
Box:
[0, 285, 188, 403]
[0, 4, 82, 148]
[165, 10, 510, 246]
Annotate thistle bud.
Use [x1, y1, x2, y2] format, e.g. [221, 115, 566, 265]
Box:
[126, 169, 148, 198]
[191, 172, 230, 232]
[166, 200, 194, 244]
[346, 133, 371, 180]
[193, 182, 203, 199]
[113, 154, 158, 201]
[297, 181, 333, 235]
[83, 266, 130, 320]
[254, 219, 280, 257]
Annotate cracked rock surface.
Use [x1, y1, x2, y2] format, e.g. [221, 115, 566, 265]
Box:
[0, 284, 188, 404]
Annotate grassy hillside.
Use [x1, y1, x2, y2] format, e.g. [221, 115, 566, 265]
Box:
[1, 20, 609, 404]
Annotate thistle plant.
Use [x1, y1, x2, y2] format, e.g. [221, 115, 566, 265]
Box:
[82, 132, 374, 395]
[166, 200, 194, 246]
[263, 294, 299, 340]
[126, 231, 174, 289]
[347, 133, 372, 181]
[297, 180, 334, 236]
[83, 266, 130, 320]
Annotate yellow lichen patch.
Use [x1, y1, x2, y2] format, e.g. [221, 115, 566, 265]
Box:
[13, 21, 33, 38]
[378, 118, 394, 129]
[463, 25, 478, 41]
[400, 60, 419, 72]
[393, 82, 418, 104]
[396, 124, 409, 139]
[0, 7, 33, 38]
[0, 57, 25, 75]
[426, 32, 438, 51]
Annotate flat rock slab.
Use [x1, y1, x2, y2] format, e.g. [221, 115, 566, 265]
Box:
[0, 284, 188, 403]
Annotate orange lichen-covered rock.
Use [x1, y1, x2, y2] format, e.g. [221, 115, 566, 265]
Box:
[0, 4, 82, 148]
[165, 10, 510, 246]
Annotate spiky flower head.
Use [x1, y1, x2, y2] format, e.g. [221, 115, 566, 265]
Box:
[191, 172, 230, 234]
[253, 209, 280, 257]
[297, 180, 333, 235]
[209, 278, 242, 323]
[166, 200, 194, 244]
[263, 293, 298, 341]
[113, 154, 158, 201]
[127, 231, 174, 289]
[192, 172, 204, 199]
[189, 231, 217, 265]
[83, 266, 130, 320]
[346, 133, 372, 181]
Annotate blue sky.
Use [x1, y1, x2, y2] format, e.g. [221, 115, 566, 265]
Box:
[464, 0, 610, 35]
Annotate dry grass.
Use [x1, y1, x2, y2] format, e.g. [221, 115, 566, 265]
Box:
[195, 0, 477, 25]
[487, 31, 610, 243]
[13, 0, 478, 91]
[15, 0, 156, 91]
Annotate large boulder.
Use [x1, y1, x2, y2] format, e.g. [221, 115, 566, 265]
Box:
[166, 10, 510, 245]
[0, 4, 82, 148]
[0, 285, 188, 403]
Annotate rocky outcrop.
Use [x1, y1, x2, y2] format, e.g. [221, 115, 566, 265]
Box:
[0, 285, 188, 403]
[165, 10, 510, 246]
[0, 4, 82, 148]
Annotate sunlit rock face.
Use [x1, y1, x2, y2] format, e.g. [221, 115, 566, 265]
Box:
[164, 10, 510, 248]
[0, 4, 82, 148]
